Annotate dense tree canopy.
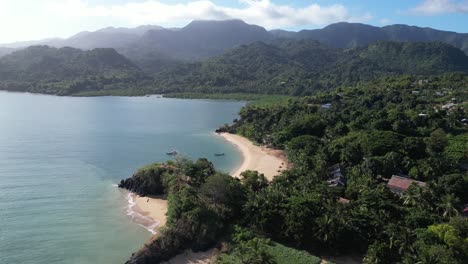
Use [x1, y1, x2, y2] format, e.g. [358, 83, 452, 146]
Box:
[1, 41, 467, 96]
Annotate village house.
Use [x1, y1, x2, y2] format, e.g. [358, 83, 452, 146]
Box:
[338, 197, 350, 204]
[418, 79, 429, 85]
[327, 164, 346, 187]
[442, 102, 457, 110]
[321, 103, 332, 109]
[387, 175, 426, 195]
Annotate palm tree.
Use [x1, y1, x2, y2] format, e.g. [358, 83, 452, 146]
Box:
[234, 238, 276, 264]
[401, 185, 425, 208]
[437, 194, 459, 218]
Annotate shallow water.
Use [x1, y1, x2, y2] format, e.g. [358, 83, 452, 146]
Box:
[0, 92, 244, 264]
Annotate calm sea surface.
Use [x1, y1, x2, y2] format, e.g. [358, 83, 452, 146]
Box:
[0, 92, 244, 264]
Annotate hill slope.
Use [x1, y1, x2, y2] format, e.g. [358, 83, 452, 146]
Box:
[125, 19, 273, 62]
[151, 40, 468, 95]
[0, 46, 148, 95]
[1, 40, 467, 96]
[2, 20, 468, 70]
[295, 22, 468, 54]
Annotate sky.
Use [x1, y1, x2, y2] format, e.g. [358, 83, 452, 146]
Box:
[0, 0, 467, 43]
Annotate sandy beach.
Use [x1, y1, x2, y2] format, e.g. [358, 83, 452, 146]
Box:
[130, 132, 287, 263]
[218, 132, 287, 180]
[132, 194, 168, 233]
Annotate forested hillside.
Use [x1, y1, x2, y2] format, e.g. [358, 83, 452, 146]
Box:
[151, 40, 468, 95]
[0, 46, 151, 95]
[294, 22, 468, 54]
[121, 73, 468, 263]
[218, 73, 468, 263]
[1, 41, 467, 96]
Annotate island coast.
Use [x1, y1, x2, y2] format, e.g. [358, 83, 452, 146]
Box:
[217, 132, 288, 180]
[129, 132, 288, 263]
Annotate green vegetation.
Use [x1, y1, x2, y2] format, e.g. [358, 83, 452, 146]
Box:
[216, 227, 321, 264]
[121, 73, 466, 264]
[223, 73, 467, 263]
[163, 93, 277, 101]
[0, 45, 151, 95]
[265, 242, 322, 264]
[1, 41, 467, 96]
[72, 89, 151, 97]
[151, 40, 468, 95]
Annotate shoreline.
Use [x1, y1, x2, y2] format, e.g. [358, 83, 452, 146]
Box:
[126, 193, 168, 235]
[125, 132, 288, 263]
[217, 132, 287, 181]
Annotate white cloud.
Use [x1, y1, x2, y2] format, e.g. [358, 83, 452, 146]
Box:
[411, 0, 468, 15]
[44, 0, 372, 29]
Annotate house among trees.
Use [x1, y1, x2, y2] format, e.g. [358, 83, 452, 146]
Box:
[321, 103, 332, 109]
[327, 164, 346, 187]
[338, 197, 350, 204]
[387, 175, 426, 195]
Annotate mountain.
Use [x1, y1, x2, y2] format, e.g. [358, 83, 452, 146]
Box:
[0, 45, 148, 95]
[295, 22, 468, 54]
[1, 39, 467, 96]
[44, 25, 165, 50]
[0, 38, 62, 49]
[129, 19, 273, 61]
[151, 40, 468, 95]
[0, 47, 14, 57]
[2, 20, 468, 69]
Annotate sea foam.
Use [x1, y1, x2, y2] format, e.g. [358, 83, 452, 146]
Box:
[125, 192, 160, 235]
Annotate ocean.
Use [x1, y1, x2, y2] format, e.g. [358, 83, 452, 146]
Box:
[0, 92, 244, 264]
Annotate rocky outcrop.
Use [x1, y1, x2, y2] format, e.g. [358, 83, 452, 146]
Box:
[118, 163, 175, 196]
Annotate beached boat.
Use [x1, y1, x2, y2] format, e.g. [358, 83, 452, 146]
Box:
[214, 153, 225, 156]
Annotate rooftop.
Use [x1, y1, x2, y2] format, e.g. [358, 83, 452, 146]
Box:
[387, 175, 426, 192]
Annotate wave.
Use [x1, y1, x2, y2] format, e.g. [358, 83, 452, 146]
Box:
[125, 192, 160, 235]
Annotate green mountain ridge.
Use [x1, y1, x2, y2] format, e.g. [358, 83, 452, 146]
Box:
[0, 45, 148, 95]
[1, 20, 468, 62]
[150, 40, 468, 95]
[0, 40, 467, 96]
[294, 22, 468, 54]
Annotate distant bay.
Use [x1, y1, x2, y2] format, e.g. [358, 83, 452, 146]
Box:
[0, 92, 244, 264]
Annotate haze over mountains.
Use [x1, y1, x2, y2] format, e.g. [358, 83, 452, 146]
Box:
[1, 19, 467, 60]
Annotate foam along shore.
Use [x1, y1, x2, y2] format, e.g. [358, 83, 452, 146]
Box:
[218, 132, 287, 181]
[130, 194, 168, 234]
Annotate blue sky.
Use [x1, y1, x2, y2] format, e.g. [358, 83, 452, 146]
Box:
[0, 0, 467, 43]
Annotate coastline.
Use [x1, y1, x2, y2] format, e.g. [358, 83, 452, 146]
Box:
[217, 132, 287, 181]
[127, 193, 168, 235]
[125, 132, 288, 263]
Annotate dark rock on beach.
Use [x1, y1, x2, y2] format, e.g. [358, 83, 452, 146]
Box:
[118, 163, 175, 196]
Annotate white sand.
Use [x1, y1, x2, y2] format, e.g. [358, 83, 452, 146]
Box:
[130, 133, 287, 263]
[134, 195, 215, 264]
[218, 132, 287, 181]
[134, 194, 168, 232]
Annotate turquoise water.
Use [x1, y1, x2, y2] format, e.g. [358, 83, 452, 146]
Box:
[0, 92, 244, 264]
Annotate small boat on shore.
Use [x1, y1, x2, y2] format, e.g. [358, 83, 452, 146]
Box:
[166, 149, 178, 155]
[214, 153, 225, 156]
